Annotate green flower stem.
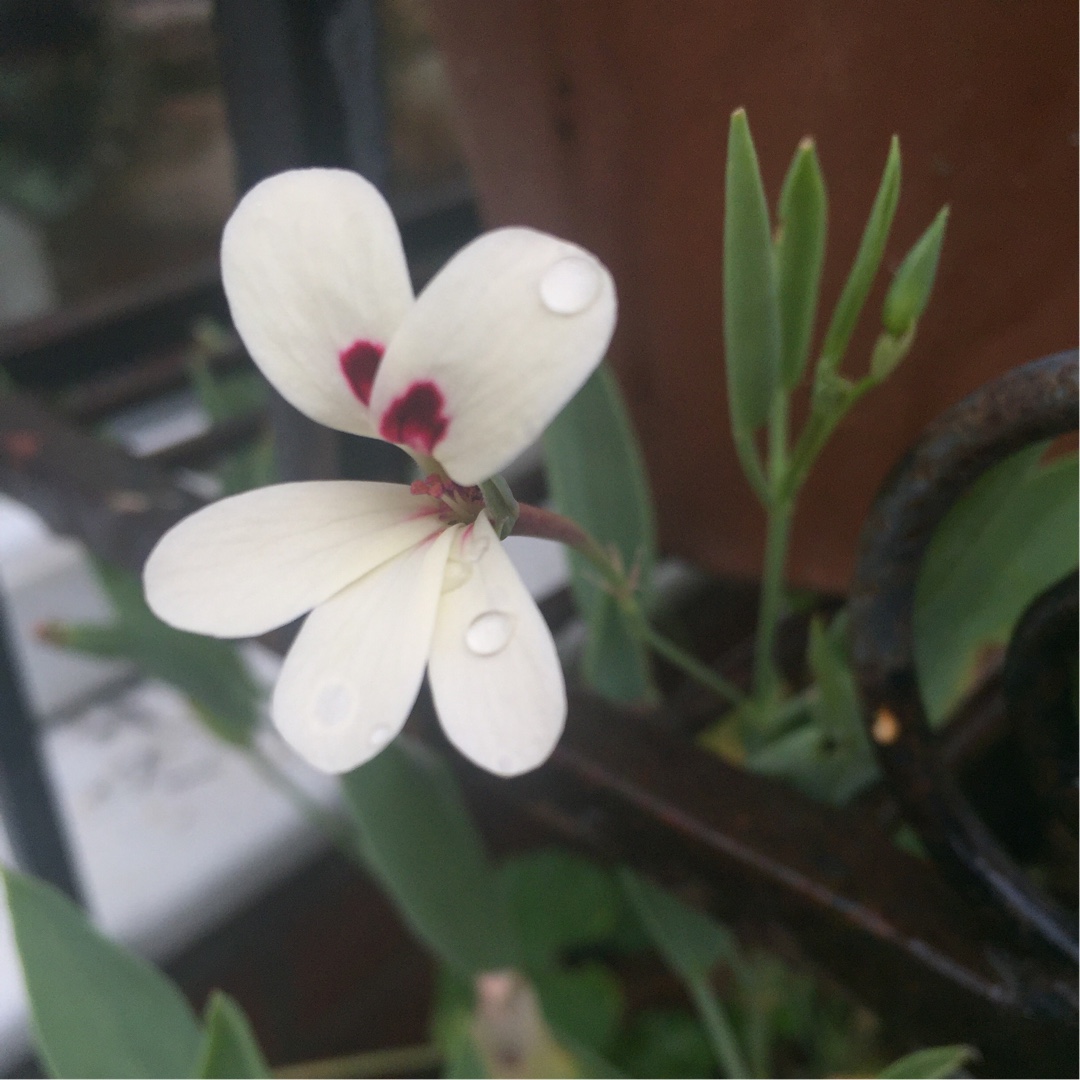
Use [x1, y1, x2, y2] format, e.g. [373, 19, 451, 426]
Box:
[686, 972, 752, 1079]
[514, 503, 746, 705]
[752, 499, 793, 704]
[273, 1043, 441, 1079]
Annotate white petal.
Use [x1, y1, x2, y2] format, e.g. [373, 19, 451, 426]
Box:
[144, 481, 442, 637]
[272, 528, 455, 773]
[428, 514, 565, 776]
[221, 169, 413, 437]
[370, 228, 616, 485]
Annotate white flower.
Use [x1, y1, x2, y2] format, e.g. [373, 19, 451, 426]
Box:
[143, 169, 616, 777]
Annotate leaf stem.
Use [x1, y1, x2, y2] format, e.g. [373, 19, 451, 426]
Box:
[687, 973, 752, 1079]
[751, 500, 793, 703]
[636, 620, 745, 706]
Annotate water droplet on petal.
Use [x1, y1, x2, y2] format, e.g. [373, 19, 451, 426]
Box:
[539, 255, 601, 315]
[369, 724, 391, 748]
[464, 610, 516, 656]
[442, 559, 472, 593]
[314, 682, 353, 727]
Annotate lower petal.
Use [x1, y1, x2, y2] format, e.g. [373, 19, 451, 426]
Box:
[272, 528, 455, 774]
[428, 514, 566, 776]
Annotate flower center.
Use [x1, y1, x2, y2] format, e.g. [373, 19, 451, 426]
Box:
[411, 473, 483, 525]
[338, 339, 384, 405]
[380, 380, 449, 453]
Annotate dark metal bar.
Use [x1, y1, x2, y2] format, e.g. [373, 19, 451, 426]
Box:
[0, 589, 83, 901]
[849, 351, 1079, 963]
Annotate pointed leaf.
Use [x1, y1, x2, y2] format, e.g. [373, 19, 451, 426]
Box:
[818, 137, 901, 375]
[3, 869, 201, 1079]
[775, 139, 828, 389]
[878, 1044, 977, 1079]
[619, 869, 737, 982]
[883, 207, 949, 337]
[543, 363, 657, 702]
[195, 992, 269, 1078]
[724, 109, 782, 434]
[340, 740, 519, 976]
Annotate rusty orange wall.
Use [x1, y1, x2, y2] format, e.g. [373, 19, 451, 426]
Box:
[429, 0, 1078, 590]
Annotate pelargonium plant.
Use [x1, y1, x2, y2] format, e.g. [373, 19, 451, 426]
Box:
[143, 168, 617, 777]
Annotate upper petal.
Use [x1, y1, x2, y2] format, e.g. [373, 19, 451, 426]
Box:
[272, 527, 455, 773]
[221, 169, 414, 437]
[428, 514, 566, 776]
[144, 481, 442, 637]
[370, 228, 616, 484]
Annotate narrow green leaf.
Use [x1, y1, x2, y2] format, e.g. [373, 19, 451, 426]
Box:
[45, 562, 262, 748]
[3, 869, 202, 1079]
[915, 446, 1079, 722]
[724, 109, 783, 434]
[878, 1043, 977, 1079]
[775, 139, 828, 389]
[882, 206, 949, 336]
[817, 136, 901, 375]
[543, 364, 657, 702]
[195, 992, 269, 1078]
[340, 741, 519, 976]
[618, 869, 737, 981]
[501, 849, 620, 972]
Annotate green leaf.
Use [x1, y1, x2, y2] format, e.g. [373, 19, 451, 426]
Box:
[3, 869, 202, 1079]
[878, 1043, 977, 1079]
[195, 992, 269, 1078]
[583, 592, 656, 704]
[340, 741, 519, 977]
[501, 849, 620, 972]
[775, 139, 828, 389]
[543, 364, 657, 702]
[817, 136, 901, 376]
[618, 869, 736, 981]
[534, 965, 622, 1056]
[45, 562, 261, 748]
[882, 207, 949, 337]
[610, 1009, 714, 1080]
[724, 109, 783, 434]
[915, 446, 1079, 722]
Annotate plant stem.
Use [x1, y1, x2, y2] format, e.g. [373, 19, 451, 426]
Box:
[751, 500, 793, 703]
[636, 620, 745, 706]
[273, 1043, 442, 1079]
[687, 973, 752, 1079]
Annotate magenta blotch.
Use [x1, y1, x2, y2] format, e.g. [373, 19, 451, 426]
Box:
[338, 339, 385, 405]
[379, 381, 450, 454]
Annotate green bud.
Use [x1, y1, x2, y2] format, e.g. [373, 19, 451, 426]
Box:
[882, 206, 949, 336]
[479, 474, 519, 539]
[869, 325, 917, 383]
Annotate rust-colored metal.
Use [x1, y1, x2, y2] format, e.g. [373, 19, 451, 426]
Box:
[849, 351, 1079, 964]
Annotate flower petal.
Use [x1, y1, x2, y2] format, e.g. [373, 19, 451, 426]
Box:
[272, 527, 455, 773]
[370, 228, 616, 484]
[221, 169, 413, 436]
[428, 514, 565, 776]
[144, 481, 442, 637]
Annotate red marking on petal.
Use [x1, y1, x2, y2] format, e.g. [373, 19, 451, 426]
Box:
[338, 339, 385, 405]
[379, 381, 449, 454]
